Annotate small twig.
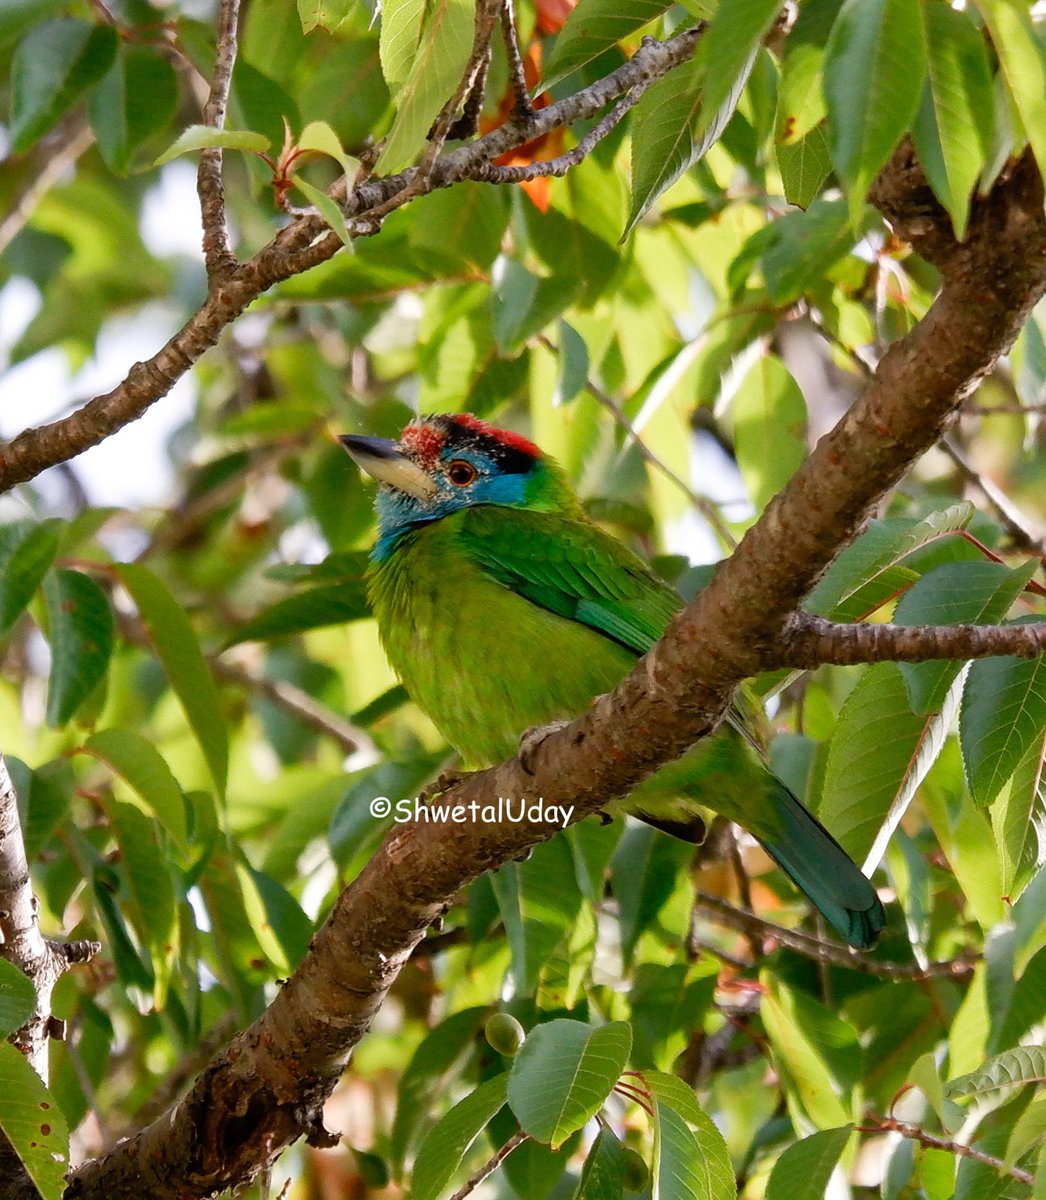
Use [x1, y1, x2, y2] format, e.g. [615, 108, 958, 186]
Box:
[500, 0, 534, 119]
[693, 894, 978, 980]
[940, 436, 1045, 557]
[859, 1116, 1035, 1186]
[210, 658, 378, 759]
[536, 334, 737, 548]
[479, 74, 652, 183]
[0, 119, 95, 257]
[197, 0, 241, 278]
[447, 1129, 528, 1200]
[777, 611, 1046, 668]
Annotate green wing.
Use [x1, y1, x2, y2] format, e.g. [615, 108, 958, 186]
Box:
[457, 506, 682, 654]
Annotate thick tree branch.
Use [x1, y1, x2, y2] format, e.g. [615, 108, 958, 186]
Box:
[66, 147, 1046, 1200]
[777, 613, 1046, 668]
[197, 0, 240, 279]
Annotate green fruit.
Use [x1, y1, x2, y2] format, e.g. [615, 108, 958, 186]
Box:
[621, 1147, 650, 1192]
[484, 1012, 525, 1057]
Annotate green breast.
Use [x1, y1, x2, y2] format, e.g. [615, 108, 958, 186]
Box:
[367, 517, 638, 767]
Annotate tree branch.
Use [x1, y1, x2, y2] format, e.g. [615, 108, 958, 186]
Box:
[0, 752, 100, 1081]
[66, 146, 1046, 1200]
[859, 1116, 1035, 1186]
[691, 894, 977, 981]
[197, 0, 240, 279]
[776, 612, 1046, 668]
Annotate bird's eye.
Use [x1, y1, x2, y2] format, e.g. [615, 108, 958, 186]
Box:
[447, 459, 478, 486]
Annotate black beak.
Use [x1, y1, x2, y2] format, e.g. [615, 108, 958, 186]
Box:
[338, 433, 438, 500]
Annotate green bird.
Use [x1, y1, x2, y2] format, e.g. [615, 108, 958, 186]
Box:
[340, 413, 886, 949]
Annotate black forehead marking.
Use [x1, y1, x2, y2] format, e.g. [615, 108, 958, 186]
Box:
[433, 417, 537, 476]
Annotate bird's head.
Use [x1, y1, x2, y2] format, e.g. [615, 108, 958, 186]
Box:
[340, 414, 575, 558]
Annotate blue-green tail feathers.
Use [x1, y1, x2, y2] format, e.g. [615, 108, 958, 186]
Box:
[755, 776, 886, 950]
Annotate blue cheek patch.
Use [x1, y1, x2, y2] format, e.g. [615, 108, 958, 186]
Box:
[371, 464, 532, 560]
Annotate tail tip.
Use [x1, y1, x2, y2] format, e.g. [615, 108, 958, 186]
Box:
[845, 894, 887, 950]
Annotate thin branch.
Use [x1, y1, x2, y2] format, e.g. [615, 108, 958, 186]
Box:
[940, 435, 1045, 556]
[447, 1130, 528, 1200]
[0, 119, 95, 257]
[197, 0, 241, 279]
[777, 612, 1046, 669]
[211, 658, 377, 759]
[499, 0, 534, 119]
[859, 1116, 1035, 1186]
[478, 74, 652, 183]
[692, 894, 977, 981]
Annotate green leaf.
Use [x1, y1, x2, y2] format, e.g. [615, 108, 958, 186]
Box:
[492, 837, 584, 995]
[761, 198, 854, 305]
[820, 661, 955, 868]
[88, 45, 179, 173]
[392, 1006, 489, 1174]
[291, 174, 354, 246]
[644, 1072, 735, 1200]
[626, 46, 754, 239]
[42, 568, 115, 727]
[776, 122, 833, 209]
[297, 119, 359, 177]
[115, 563, 228, 797]
[225, 580, 370, 646]
[610, 823, 692, 965]
[960, 629, 1046, 808]
[410, 1074, 510, 1200]
[765, 1126, 852, 1200]
[908, 1052, 965, 1134]
[82, 728, 189, 846]
[106, 799, 179, 1007]
[13, 757, 73, 862]
[0, 958, 35, 1038]
[895, 560, 1038, 715]
[0, 1041, 70, 1200]
[990, 730, 1046, 901]
[731, 355, 807, 512]
[694, 0, 782, 140]
[947, 1045, 1046, 1104]
[375, 0, 474, 174]
[491, 261, 581, 357]
[154, 123, 271, 166]
[822, 0, 927, 218]
[805, 504, 976, 620]
[235, 862, 313, 972]
[380, 0, 426, 94]
[572, 1126, 626, 1200]
[1004, 1095, 1046, 1171]
[298, 0, 355, 34]
[977, 0, 1046, 184]
[9, 18, 118, 152]
[760, 976, 860, 1130]
[542, 0, 674, 90]
[910, 3, 993, 240]
[0, 518, 64, 635]
[553, 321, 590, 407]
[507, 1020, 631, 1149]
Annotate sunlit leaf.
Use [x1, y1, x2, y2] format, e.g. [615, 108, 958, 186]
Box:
[42, 568, 115, 727]
[411, 1075, 510, 1200]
